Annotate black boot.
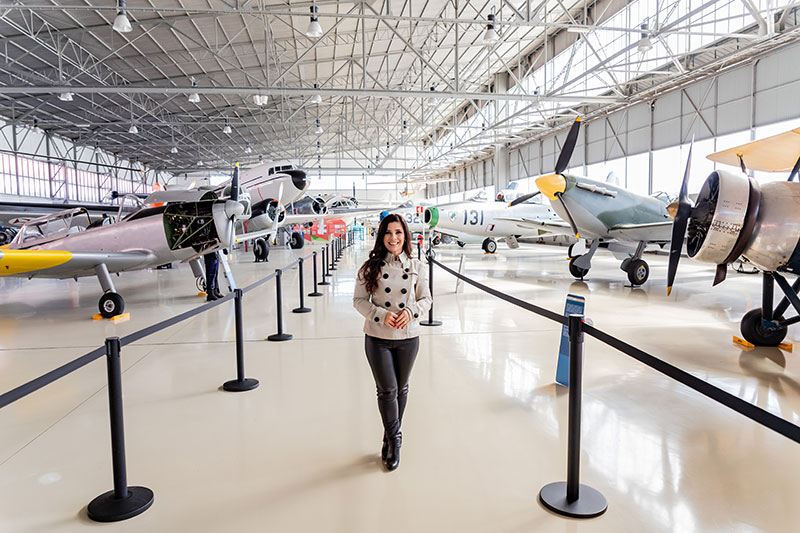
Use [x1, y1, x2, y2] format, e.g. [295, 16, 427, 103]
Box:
[385, 432, 402, 471]
[381, 433, 389, 461]
[206, 292, 218, 302]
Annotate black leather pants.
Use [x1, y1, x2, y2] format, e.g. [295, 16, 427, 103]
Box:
[364, 335, 419, 438]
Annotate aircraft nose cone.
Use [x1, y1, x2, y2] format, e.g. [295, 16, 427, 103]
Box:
[535, 174, 567, 200]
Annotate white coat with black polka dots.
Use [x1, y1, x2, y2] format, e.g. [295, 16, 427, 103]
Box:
[353, 252, 433, 340]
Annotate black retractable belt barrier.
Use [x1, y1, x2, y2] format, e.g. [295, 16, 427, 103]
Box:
[223, 289, 259, 392]
[87, 337, 154, 522]
[309, 251, 323, 296]
[267, 269, 292, 341]
[420, 250, 442, 327]
[319, 246, 330, 285]
[293, 258, 312, 313]
[539, 315, 607, 519]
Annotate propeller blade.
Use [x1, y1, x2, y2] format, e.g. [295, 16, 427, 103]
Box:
[231, 162, 240, 202]
[271, 182, 285, 239]
[554, 117, 582, 175]
[666, 143, 693, 296]
[788, 154, 800, 182]
[713, 263, 728, 286]
[508, 191, 540, 207]
[228, 162, 241, 251]
[555, 192, 580, 238]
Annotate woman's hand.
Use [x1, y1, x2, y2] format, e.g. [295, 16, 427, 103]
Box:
[384, 312, 398, 327]
[394, 309, 411, 329]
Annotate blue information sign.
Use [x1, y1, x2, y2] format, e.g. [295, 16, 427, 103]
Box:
[555, 294, 586, 387]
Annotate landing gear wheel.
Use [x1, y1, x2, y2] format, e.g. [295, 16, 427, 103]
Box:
[740, 308, 788, 346]
[568, 243, 576, 258]
[626, 259, 649, 286]
[196, 277, 206, 293]
[99, 292, 125, 319]
[457, 241, 466, 248]
[569, 255, 589, 279]
[482, 238, 497, 254]
[254, 238, 269, 262]
[432, 235, 441, 246]
[289, 231, 304, 249]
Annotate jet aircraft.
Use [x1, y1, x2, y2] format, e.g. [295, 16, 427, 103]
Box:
[667, 129, 800, 346]
[511, 117, 673, 285]
[0, 165, 248, 318]
[423, 196, 564, 253]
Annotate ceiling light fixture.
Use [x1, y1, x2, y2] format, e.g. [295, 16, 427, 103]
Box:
[128, 124, 138, 134]
[638, 23, 653, 53]
[483, 12, 499, 45]
[113, 0, 133, 33]
[245, 144, 253, 154]
[197, 160, 204, 166]
[306, 5, 323, 38]
[58, 92, 74, 102]
[567, 25, 591, 34]
[188, 77, 200, 103]
[171, 146, 178, 154]
[253, 94, 267, 106]
[310, 83, 323, 104]
[315, 119, 323, 135]
[223, 120, 232, 135]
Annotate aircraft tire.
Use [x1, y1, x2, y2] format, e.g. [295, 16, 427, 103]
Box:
[482, 238, 497, 254]
[457, 241, 466, 248]
[290, 231, 304, 249]
[626, 259, 649, 286]
[740, 308, 787, 346]
[568, 243, 575, 258]
[99, 292, 125, 318]
[432, 235, 441, 246]
[568, 256, 589, 279]
[254, 238, 269, 262]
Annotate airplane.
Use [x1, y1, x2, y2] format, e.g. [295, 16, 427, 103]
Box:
[667, 128, 800, 346]
[423, 195, 565, 253]
[510, 117, 674, 286]
[0, 165, 248, 318]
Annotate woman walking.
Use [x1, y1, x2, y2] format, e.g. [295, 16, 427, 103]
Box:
[353, 214, 432, 471]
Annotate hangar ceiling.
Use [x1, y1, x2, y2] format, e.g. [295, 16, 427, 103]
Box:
[0, 0, 799, 185]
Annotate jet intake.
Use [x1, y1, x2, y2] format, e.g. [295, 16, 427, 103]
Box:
[424, 207, 438, 227]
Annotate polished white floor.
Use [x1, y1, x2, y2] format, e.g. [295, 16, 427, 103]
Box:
[1, 240, 799, 532]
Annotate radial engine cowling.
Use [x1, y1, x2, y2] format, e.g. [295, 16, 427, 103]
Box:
[687, 168, 800, 272]
[311, 196, 328, 215]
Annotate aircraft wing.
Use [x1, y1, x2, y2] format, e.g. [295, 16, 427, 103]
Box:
[494, 216, 574, 235]
[707, 128, 800, 172]
[0, 249, 157, 278]
[606, 220, 673, 242]
[0, 200, 118, 226]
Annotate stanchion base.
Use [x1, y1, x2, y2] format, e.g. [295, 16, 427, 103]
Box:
[267, 333, 293, 342]
[223, 378, 259, 392]
[539, 482, 607, 519]
[318, 281, 330, 286]
[87, 486, 154, 522]
[308, 292, 323, 297]
[420, 320, 442, 327]
[292, 307, 312, 313]
[329, 266, 337, 271]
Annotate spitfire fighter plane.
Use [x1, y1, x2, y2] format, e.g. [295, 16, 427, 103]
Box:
[510, 117, 673, 285]
[667, 128, 800, 346]
[0, 165, 248, 318]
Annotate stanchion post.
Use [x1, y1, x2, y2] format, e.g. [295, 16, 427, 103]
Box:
[420, 251, 442, 327]
[223, 289, 259, 391]
[267, 269, 293, 341]
[319, 246, 330, 285]
[330, 240, 337, 271]
[417, 239, 422, 260]
[293, 258, 312, 313]
[309, 251, 323, 296]
[87, 337, 154, 522]
[539, 314, 607, 519]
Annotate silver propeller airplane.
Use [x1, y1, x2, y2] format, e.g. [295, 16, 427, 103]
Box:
[0, 164, 248, 318]
[511, 117, 674, 286]
[667, 128, 800, 346]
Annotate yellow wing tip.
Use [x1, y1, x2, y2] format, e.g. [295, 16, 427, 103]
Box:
[576, 116, 581, 122]
[667, 285, 673, 296]
[235, 161, 239, 168]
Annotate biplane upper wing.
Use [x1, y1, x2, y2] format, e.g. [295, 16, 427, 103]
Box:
[707, 128, 800, 172]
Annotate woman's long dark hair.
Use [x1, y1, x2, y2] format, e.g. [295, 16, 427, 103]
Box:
[358, 213, 413, 294]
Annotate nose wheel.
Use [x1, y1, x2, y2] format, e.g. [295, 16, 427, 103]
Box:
[625, 259, 650, 286]
[569, 255, 589, 279]
[482, 238, 497, 254]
